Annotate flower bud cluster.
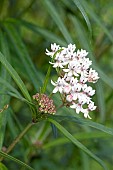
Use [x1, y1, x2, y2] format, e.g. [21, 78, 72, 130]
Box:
[33, 93, 56, 115]
[46, 43, 99, 119]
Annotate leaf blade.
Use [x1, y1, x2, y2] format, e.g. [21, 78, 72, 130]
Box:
[50, 115, 113, 136]
[72, 0, 92, 36]
[48, 118, 108, 170]
[0, 151, 34, 170]
[4, 23, 42, 90]
[0, 52, 31, 102]
[42, 0, 73, 43]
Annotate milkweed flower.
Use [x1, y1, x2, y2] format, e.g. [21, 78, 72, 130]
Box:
[33, 93, 56, 115]
[46, 43, 99, 119]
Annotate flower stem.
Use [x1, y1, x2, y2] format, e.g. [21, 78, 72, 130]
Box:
[0, 122, 34, 161]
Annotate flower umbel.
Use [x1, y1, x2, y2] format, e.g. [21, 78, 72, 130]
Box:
[46, 43, 99, 119]
[33, 93, 56, 115]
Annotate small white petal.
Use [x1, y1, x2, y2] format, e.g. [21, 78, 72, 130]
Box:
[53, 87, 58, 93]
[53, 63, 59, 68]
[63, 69, 69, 73]
[68, 71, 73, 76]
[63, 84, 71, 94]
[51, 80, 56, 86]
[59, 87, 63, 93]
[66, 94, 73, 102]
[70, 103, 76, 108]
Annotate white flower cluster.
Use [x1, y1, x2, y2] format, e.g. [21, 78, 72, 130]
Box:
[46, 43, 99, 119]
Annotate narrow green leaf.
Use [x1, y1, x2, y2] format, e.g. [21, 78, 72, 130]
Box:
[0, 108, 8, 150]
[0, 77, 23, 99]
[6, 91, 29, 103]
[8, 108, 30, 144]
[42, 0, 73, 43]
[41, 65, 51, 93]
[20, 19, 67, 46]
[69, 15, 93, 59]
[4, 23, 41, 90]
[38, 122, 51, 141]
[0, 52, 31, 102]
[72, 0, 92, 36]
[81, 0, 113, 43]
[0, 162, 8, 170]
[50, 115, 113, 136]
[43, 131, 111, 149]
[48, 118, 108, 170]
[0, 151, 34, 170]
[96, 81, 106, 122]
[81, 152, 90, 170]
[0, 30, 11, 150]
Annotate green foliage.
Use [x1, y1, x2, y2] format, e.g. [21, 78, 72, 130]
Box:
[0, 0, 113, 170]
[0, 151, 34, 170]
[0, 162, 8, 170]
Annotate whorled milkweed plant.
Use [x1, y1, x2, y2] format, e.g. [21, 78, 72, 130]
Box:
[0, 43, 110, 170]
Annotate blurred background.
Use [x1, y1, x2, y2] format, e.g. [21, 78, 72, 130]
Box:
[0, 0, 113, 169]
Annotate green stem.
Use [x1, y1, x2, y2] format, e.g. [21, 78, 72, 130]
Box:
[0, 122, 34, 161]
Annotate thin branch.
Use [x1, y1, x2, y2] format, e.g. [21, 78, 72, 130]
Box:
[0, 122, 34, 161]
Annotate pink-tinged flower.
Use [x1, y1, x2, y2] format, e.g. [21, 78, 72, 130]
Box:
[63, 61, 79, 77]
[73, 83, 82, 92]
[66, 92, 78, 102]
[64, 51, 77, 63]
[64, 73, 72, 82]
[66, 94, 73, 102]
[63, 83, 72, 94]
[51, 43, 60, 51]
[70, 103, 83, 114]
[75, 49, 88, 61]
[80, 58, 92, 73]
[49, 61, 64, 68]
[66, 44, 76, 53]
[88, 102, 97, 111]
[49, 53, 68, 68]
[82, 84, 95, 96]
[88, 68, 99, 83]
[70, 77, 78, 86]
[51, 77, 65, 93]
[81, 108, 91, 119]
[79, 73, 88, 84]
[77, 93, 90, 105]
[45, 43, 60, 57]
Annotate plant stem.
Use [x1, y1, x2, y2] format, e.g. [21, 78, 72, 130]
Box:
[0, 122, 34, 161]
